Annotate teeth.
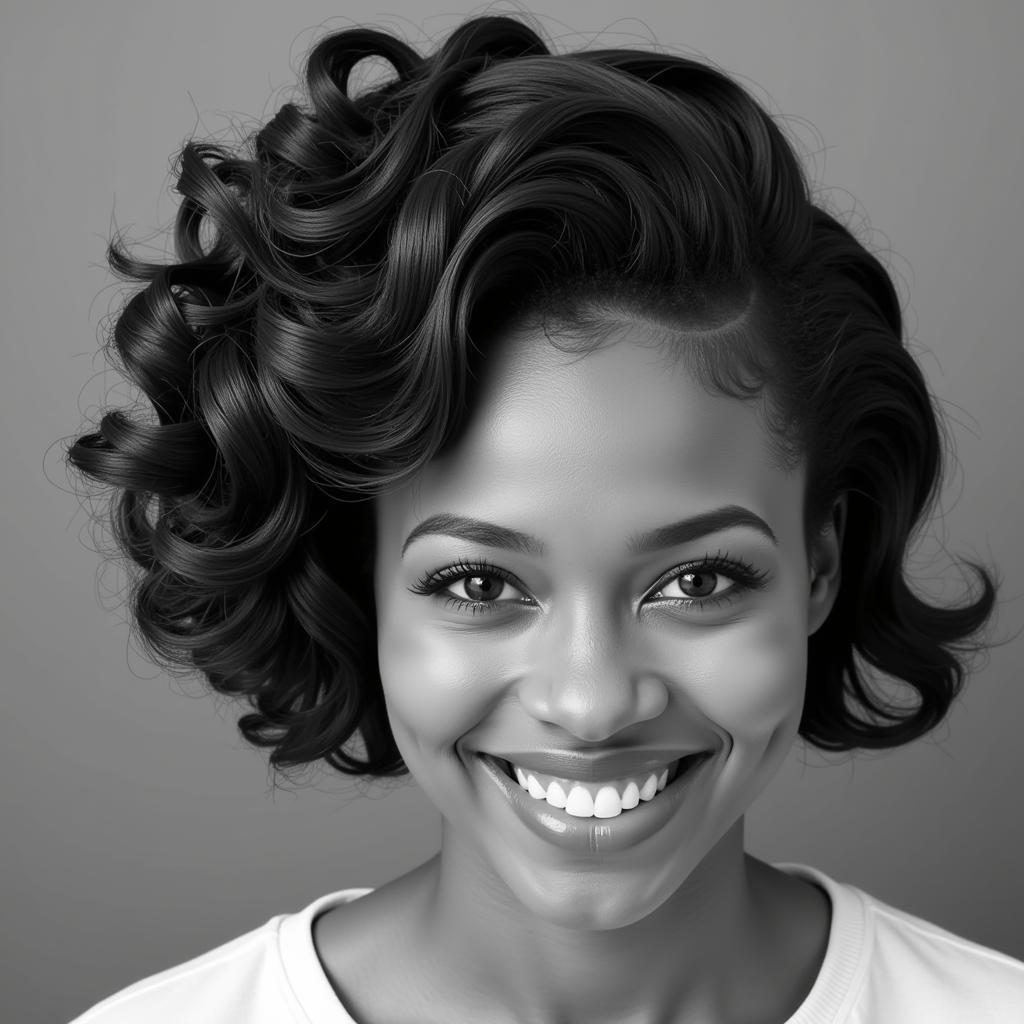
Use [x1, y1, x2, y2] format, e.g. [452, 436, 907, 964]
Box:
[546, 780, 567, 809]
[593, 786, 621, 818]
[511, 759, 684, 819]
[564, 786, 594, 816]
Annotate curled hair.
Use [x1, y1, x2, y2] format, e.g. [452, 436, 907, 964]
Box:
[67, 14, 997, 777]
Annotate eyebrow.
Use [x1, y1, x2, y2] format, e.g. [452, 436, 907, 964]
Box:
[400, 504, 777, 557]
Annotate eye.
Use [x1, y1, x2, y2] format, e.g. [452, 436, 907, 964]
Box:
[409, 553, 768, 617]
[408, 559, 534, 614]
[650, 569, 730, 601]
[444, 572, 529, 605]
[643, 554, 769, 610]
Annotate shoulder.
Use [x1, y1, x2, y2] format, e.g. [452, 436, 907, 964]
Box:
[67, 889, 372, 1024]
[67, 918, 289, 1024]
[777, 862, 1024, 1024]
[857, 887, 1024, 1021]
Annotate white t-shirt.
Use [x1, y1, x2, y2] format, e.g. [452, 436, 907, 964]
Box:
[69, 862, 1024, 1023]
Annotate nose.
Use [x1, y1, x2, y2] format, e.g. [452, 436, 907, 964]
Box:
[515, 597, 670, 742]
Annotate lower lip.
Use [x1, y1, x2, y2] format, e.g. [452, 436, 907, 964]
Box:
[475, 752, 713, 855]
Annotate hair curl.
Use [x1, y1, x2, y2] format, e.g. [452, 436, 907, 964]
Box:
[67, 13, 997, 778]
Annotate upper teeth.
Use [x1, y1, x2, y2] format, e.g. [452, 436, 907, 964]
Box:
[510, 761, 676, 819]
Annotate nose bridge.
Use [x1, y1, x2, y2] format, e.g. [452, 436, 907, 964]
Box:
[559, 593, 615, 686]
[521, 588, 667, 741]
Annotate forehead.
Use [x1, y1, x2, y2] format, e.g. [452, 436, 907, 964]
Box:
[381, 322, 801, 543]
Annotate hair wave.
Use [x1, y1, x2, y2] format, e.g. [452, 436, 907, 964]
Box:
[67, 13, 997, 777]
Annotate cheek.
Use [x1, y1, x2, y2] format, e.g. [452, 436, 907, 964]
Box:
[680, 611, 808, 745]
[377, 615, 501, 754]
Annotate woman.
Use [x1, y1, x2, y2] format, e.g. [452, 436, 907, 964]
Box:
[67, 12, 1024, 1023]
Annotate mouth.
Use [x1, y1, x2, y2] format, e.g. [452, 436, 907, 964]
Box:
[473, 748, 715, 853]
[482, 751, 712, 820]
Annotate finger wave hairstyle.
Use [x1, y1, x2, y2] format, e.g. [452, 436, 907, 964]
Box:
[67, 13, 997, 779]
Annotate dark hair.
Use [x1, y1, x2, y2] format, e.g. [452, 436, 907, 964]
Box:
[66, 13, 997, 780]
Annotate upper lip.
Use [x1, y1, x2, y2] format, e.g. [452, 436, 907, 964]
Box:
[481, 747, 712, 781]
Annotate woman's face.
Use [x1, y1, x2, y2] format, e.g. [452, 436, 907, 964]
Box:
[374, 319, 841, 930]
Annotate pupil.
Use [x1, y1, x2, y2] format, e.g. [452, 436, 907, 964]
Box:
[680, 571, 716, 598]
[465, 575, 503, 601]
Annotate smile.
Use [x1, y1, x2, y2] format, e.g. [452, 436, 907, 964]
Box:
[475, 751, 714, 854]
[502, 757, 687, 819]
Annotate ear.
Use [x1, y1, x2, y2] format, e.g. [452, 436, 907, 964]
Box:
[807, 494, 846, 636]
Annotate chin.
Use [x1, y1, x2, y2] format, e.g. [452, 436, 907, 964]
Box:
[489, 848, 700, 932]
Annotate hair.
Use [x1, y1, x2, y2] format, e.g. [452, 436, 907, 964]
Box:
[66, 12, 997, 780]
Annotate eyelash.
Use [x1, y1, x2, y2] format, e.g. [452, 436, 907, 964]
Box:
[408, 552, 770, 616]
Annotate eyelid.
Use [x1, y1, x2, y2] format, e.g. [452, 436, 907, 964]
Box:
[641, 553, 769, 605]
[408, 559, 535, 605]
[448, 573, 531, 605]
[645, 554, 749, 592]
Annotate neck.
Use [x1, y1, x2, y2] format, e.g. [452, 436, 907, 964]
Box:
[419, 817, 776, 1024]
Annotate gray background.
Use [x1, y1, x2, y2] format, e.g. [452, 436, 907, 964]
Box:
[3, 1, 1022, 1021]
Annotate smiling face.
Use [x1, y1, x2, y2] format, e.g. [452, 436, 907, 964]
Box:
[373, 317, 841, 930]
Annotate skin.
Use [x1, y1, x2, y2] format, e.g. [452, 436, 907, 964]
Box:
[314, 318, 843, 1024]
